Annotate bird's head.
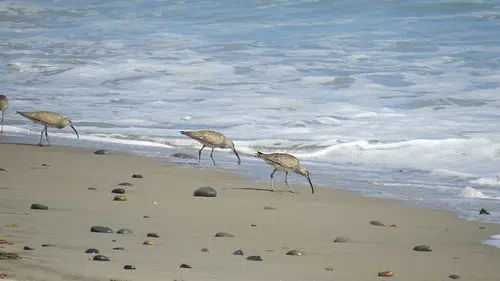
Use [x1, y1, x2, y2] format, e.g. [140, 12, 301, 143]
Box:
[63, 118, 79, 139]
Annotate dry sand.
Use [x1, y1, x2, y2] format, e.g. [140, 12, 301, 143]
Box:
[1, 142, 499, 281]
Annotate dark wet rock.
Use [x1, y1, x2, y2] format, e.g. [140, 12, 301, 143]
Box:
[413, 245, 432, 252]
[117, 228, 133, 234]
[23, 246, 34, 251]
[215, 232, 235, 238]
[93, 255, 109, 261]
[264, 206, 277, 210]
[124, 265, 136, 270]
[170, 153, 198, 159]
[112, 239, 117, 242]
[41, 244, 56, 247]
[201, 248, 209, 252]
[30, 203, 48, 210]
[193, 186, 217, 197]
[370, 220, 385, 226]
[41, 163, 50, 167]
[88, 187, 98, 191]
[479, 226, 487, 230]
[112, 247, 125, 251]
[378, 271, 394, 277]
[111, 188, 125, 194]
[449, 274, 460, 279]
[85, 248, 99, 254]
[132, 174, 143, 179]
[143, 215, 150, 219]
[334, 236, 351, 243]
[94, 149, 110, 155]
[114, 195, 128, 201]
[233, 249, 244, 255]
[0, 168, 6, 171]
[147, 233, 159, 238]
[118, 182, 133, 187]
[479, 208, 491, 215]
[180, 264, 192, 269]
[0, 252, 20, 260]
[246, 255, 263, 261]
[251, 224, 258, 227]
[91, 226, 113, 233]
[286, 249, 303, 256]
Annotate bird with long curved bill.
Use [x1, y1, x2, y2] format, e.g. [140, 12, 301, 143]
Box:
[17, 111, 79, 146]
[180, 130, 241, 166]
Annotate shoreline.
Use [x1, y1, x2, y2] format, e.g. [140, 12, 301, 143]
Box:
[1, 137, 500, 280]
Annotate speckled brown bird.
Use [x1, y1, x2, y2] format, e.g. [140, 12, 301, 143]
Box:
[17, 111, 79, 146]
[180, 130, 241, 166]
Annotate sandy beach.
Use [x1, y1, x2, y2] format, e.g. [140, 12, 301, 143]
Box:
[1, 142, 500, 281]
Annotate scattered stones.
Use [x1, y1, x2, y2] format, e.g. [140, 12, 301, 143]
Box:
[264, 206, 277, 210]
[111, 188, 125, 194]
[370, 220, 385, 226]
[180, 264, 192, 269]
[88, 187, 98, 191]
[479, 208, 490, 215]
[94, 149, 110, 155]
[286, 249, 303, 256]
[85, 248, 99, 254]
[215, 232, 235, 238]
[23, 246, 34, 251]
[41, 244, 56, 247]
[449, 274, 460, 279]
[113, 247, 124, 251]
[413, 245, 432, 252]
[378, 271, 394, 277]
[333, 236, 351, 243]
[93, 255, 110, 261]
[170, 153, 198, 159]
[143, 240, 153, 245]
[114, 195, 128, 201]
[147, 233, 159, 238]
[233, 249, 244, 255]
[246, 255, 263, 261]
[30, 203, 49, 210]
[193, 186, 217, 197]
[91, 226, 113, 233]
[132, 174, 143, 179]
[117, 229, 134, 234]
[0, 252, 20, 260]
[124, 265, 136, 270]
[201, 248, 209, 252]
[118, 182, 133, 187]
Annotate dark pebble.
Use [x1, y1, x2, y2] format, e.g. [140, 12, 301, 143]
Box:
[215, 232, 235, 238]
[264, 206, 277, 210]
[193, 186, 217, 197]
[114, 195, 127, 201]
[118, 182, 133, 186]
[30, 203, 49, 210]
[143, 215, 150, 219]
[147, 233, 159, 238]
[111, 188, 125, 194]
[93, 255, 110, 261]
[370, 220, 385, 226]
[479, 208, 491, 215]
[413, 245, 432, 252]
[251, 224, 257, 227]
[41, 163, 50, 167]
[112, 247, 125, 251]
[41, 244, 56, 247]
[286, 249, 303, 256]
[94, 149, 110, 155]
[449, 274, 460, 279]
[88, 187, 98, 191]
[85, 248, 99, 254]
[246, 255, 263, 261]
[132, 174, 143, 179]
[334, 236, 351, 243]
[479, 226, 487, 230]
[180, 264, 192, 269]
[112, 239, 117, 242]
[23, 246, 34, 251]
[0, 168, 6, 171]
[201, 248, 209, 252]
[233, 249, 244, 255]
[124, 265, 136, 270]
[117, 228, 133, 234]
[90, 226, 114, 233]
[170, 153, 198, 159]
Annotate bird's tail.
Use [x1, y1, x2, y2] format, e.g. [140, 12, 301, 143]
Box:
[254, 151, 265, 158]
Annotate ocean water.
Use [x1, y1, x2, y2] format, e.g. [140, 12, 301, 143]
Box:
[1, 0, 500, 241]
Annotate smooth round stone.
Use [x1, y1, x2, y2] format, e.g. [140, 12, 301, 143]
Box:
[170, 153, 198, 159]
[88, 187, 98, 191]
[132, 174, 143, 179]
[0, 168, 6, 171]
[215, 232, 235, 238]
[94, 149, 110, 155]
[112, 247, 125, 251]
[118, 182, 133, 187]
[449, 274, 460, 279]
[41, 163, 50, 167]
[111, 188, 125, 194]
[180, 264, 192, 269]
[479, 208, 491, 215]
[117, 229, 133, 234]
[246, 255, 263, 261]
[193, 187, 217, 197]
[413, 245, 432, 252]
[233, 249, 244, 256]
[85, 248, 99, 254]
[41, 244, 56, 247]
[147, 233, 159, 238]
[479, 226, 487, 230]
[143, 240, 153, 245]
[143, 215, 150, 219]
[286, 249, 303, 256]
[251, 224, 258, 227]
[93, 255, 109, 261]
[370, 220, 385, 226]
[114, 195, 128, 201]
[30, 203, 49, 210]
[23, 246, 34, 251]
[91, 226, 113, 233]
[201, 248, 209, 252]
[378, 271, 394, 277]
[264, 206, 277, 210]
[334, 236, 351, 243]
[124, 265, 136, 270]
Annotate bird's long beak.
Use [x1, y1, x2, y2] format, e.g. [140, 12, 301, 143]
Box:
[233, 148, 241, 165]
[307, 176, 314, 194]
[70, 124, 79, 139]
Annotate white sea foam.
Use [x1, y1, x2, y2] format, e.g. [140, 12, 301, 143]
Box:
[483, 234, 500, 248]
[460, 187, 500, 200]
[470, 177, 500, 187]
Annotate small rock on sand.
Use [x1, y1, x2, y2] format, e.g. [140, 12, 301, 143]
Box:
[215, 232, 235, 238]
[93, 255, 110, 261]
[112, 247, 124, 251]
[85, 248, 99, 254]
[233, 249, 244, 255]
[194, 187, 217, 197]
[117, 229, 133, 234]
[170, 153, 198, 159]
[91, 226, 113, 233]
[147, 233, 159, 238]
[118, 182, 133, 187]
[246, 255, 263, 261]
[264, 206, 277, 210]
[449, 274, 460, 279]
[479, 208, 491, 215]
[180, 264, 192, 269]
[94, 149, 110, 155]
[88, 187, 98, 191]
[370, 220, 385, 226]
[30, 203, 49, 210]
[124, 265, 136, 270]
[23, 246, 34, 251]
[111, 188, 125, 194]
[413, 245, 432, 252]
[378, 271, 394, 277]
[334, 236, 351, 243]
[286, 250, 303, 256]
[132, 174, 143, 179]
[201, 248, 209, 252]
[0, 252, 20, 260]
[114, 195, 128, 201]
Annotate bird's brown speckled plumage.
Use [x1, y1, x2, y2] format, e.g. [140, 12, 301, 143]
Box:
[17, 111, 79, 146]
[181, 130, 241, 166]
[0, 95, 8, 134]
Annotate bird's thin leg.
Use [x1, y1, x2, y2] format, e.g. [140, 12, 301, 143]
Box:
[209, 148, 217, 166]
[39, 127, 45, 146]
[1, 110, 4, 134]
[269, 168, 277, 192]
[284, 172, 295, 193]
[198, 145, 205, 164]
[44, 126, 51, 147]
